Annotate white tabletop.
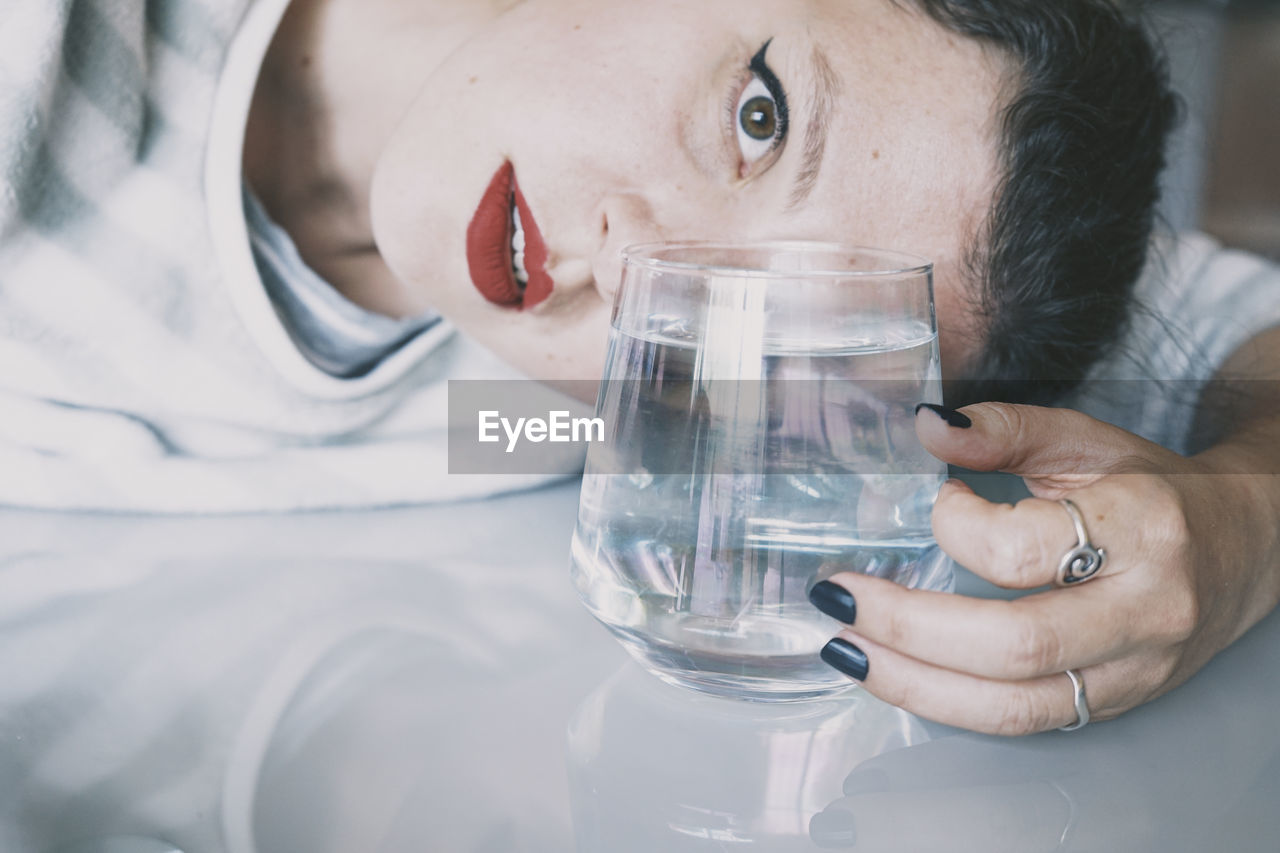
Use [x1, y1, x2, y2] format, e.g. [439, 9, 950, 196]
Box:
[2, 480, 1278, 852]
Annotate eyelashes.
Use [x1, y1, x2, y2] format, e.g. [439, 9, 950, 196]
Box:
[726, 39, 790, 178]
[748, 39, 789, 143]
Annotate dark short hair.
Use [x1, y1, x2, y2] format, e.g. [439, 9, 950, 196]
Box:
[907, 0, 1180, 405]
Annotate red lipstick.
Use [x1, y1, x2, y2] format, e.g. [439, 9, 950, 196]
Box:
[466, 162, 552, 309]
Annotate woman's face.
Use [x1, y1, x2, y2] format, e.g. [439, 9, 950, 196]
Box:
[371, 0, 1004, 381]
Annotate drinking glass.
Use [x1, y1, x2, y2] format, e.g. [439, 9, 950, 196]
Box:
[570, 242, 952, 701]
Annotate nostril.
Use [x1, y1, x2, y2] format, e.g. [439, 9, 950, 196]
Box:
[593, 193, 662, 278]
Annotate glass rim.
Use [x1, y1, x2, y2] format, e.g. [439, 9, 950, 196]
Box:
[620, 241, 933, 279]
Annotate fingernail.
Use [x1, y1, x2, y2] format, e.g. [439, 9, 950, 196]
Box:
[809, 580, 857, 624]
[821, 637, 869, 681]
[915, 402, 972, 429]
[809, 807, 857, 846]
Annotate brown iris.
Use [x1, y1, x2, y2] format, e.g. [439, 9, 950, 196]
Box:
[739, 96, 776, 141]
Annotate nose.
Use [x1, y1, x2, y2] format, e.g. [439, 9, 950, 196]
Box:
[590, 193, 663, 302]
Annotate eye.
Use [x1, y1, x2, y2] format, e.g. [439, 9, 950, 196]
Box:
[732, 40, 789, 177]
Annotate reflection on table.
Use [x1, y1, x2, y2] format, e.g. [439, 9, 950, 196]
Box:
[1, 481, 1278, 852]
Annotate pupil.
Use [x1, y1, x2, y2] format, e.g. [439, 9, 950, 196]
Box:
[740, 96, 775, 141]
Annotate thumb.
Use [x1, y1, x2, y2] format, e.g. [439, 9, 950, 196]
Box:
[913, 402, 1159, 479]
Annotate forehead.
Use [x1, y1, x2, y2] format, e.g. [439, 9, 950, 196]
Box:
[775, 0, 1006, 264]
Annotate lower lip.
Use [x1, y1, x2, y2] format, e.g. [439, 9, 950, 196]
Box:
[465, 162, 553, 310]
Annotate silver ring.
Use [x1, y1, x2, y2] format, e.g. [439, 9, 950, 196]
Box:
[1055, 499, 1105, 586]
[1059, 668, 1090, 731]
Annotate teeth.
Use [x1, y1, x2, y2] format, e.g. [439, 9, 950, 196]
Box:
[511, 198, 528, 287]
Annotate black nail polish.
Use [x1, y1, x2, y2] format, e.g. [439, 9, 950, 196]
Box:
[809, 580, 857, 624]
[915, 402, 972, 429]
[821, 638, 869, 681]
[809, 807, 858, 847]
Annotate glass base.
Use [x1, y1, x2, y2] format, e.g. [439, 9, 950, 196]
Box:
[608, 626, 858, 703]
[573, 544, 954, 704]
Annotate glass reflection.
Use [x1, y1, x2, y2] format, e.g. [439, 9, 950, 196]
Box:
[566, 663, 928, 851]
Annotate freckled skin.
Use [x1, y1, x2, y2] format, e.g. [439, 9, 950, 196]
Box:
[249, 0, 1004, 382]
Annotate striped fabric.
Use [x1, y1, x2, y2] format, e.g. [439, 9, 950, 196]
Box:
[0, 0, 567, 511]
[244, 187, 442, 380]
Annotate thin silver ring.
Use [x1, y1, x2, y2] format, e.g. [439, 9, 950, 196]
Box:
[1056, 499, 1105, 586]
[1059, 668, 1090, 731]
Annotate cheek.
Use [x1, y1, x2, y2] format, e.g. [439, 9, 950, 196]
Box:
[368, 153, 417, 277]
[369, 123, 478, 295]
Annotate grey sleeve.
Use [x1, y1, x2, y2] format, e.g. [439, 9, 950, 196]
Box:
[1068, 232, 1280, 454]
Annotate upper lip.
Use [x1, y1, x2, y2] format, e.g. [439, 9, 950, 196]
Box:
[465, 162, 553, 310]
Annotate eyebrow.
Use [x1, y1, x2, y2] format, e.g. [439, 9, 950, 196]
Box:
[786, 45, 841, 211]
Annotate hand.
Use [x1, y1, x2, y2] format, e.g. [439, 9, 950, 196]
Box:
[809, 402, 1280, 735]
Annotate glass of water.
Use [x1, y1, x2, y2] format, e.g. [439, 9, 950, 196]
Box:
[570, 242, 952, 701]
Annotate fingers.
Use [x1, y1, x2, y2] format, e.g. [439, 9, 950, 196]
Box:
[808, 474, 1200, 733]
[915, 402, 1161, 480]
[822, 408, 1198, 736]
[931, 479, 1114, 590]
[813, 573, 1135, 680]
[826, 629, 1105, 736]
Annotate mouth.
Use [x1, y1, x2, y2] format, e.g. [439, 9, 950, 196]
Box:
[466, 162, 553, 309]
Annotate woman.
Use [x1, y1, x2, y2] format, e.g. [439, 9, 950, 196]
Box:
[2, 0, 1278, 734]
